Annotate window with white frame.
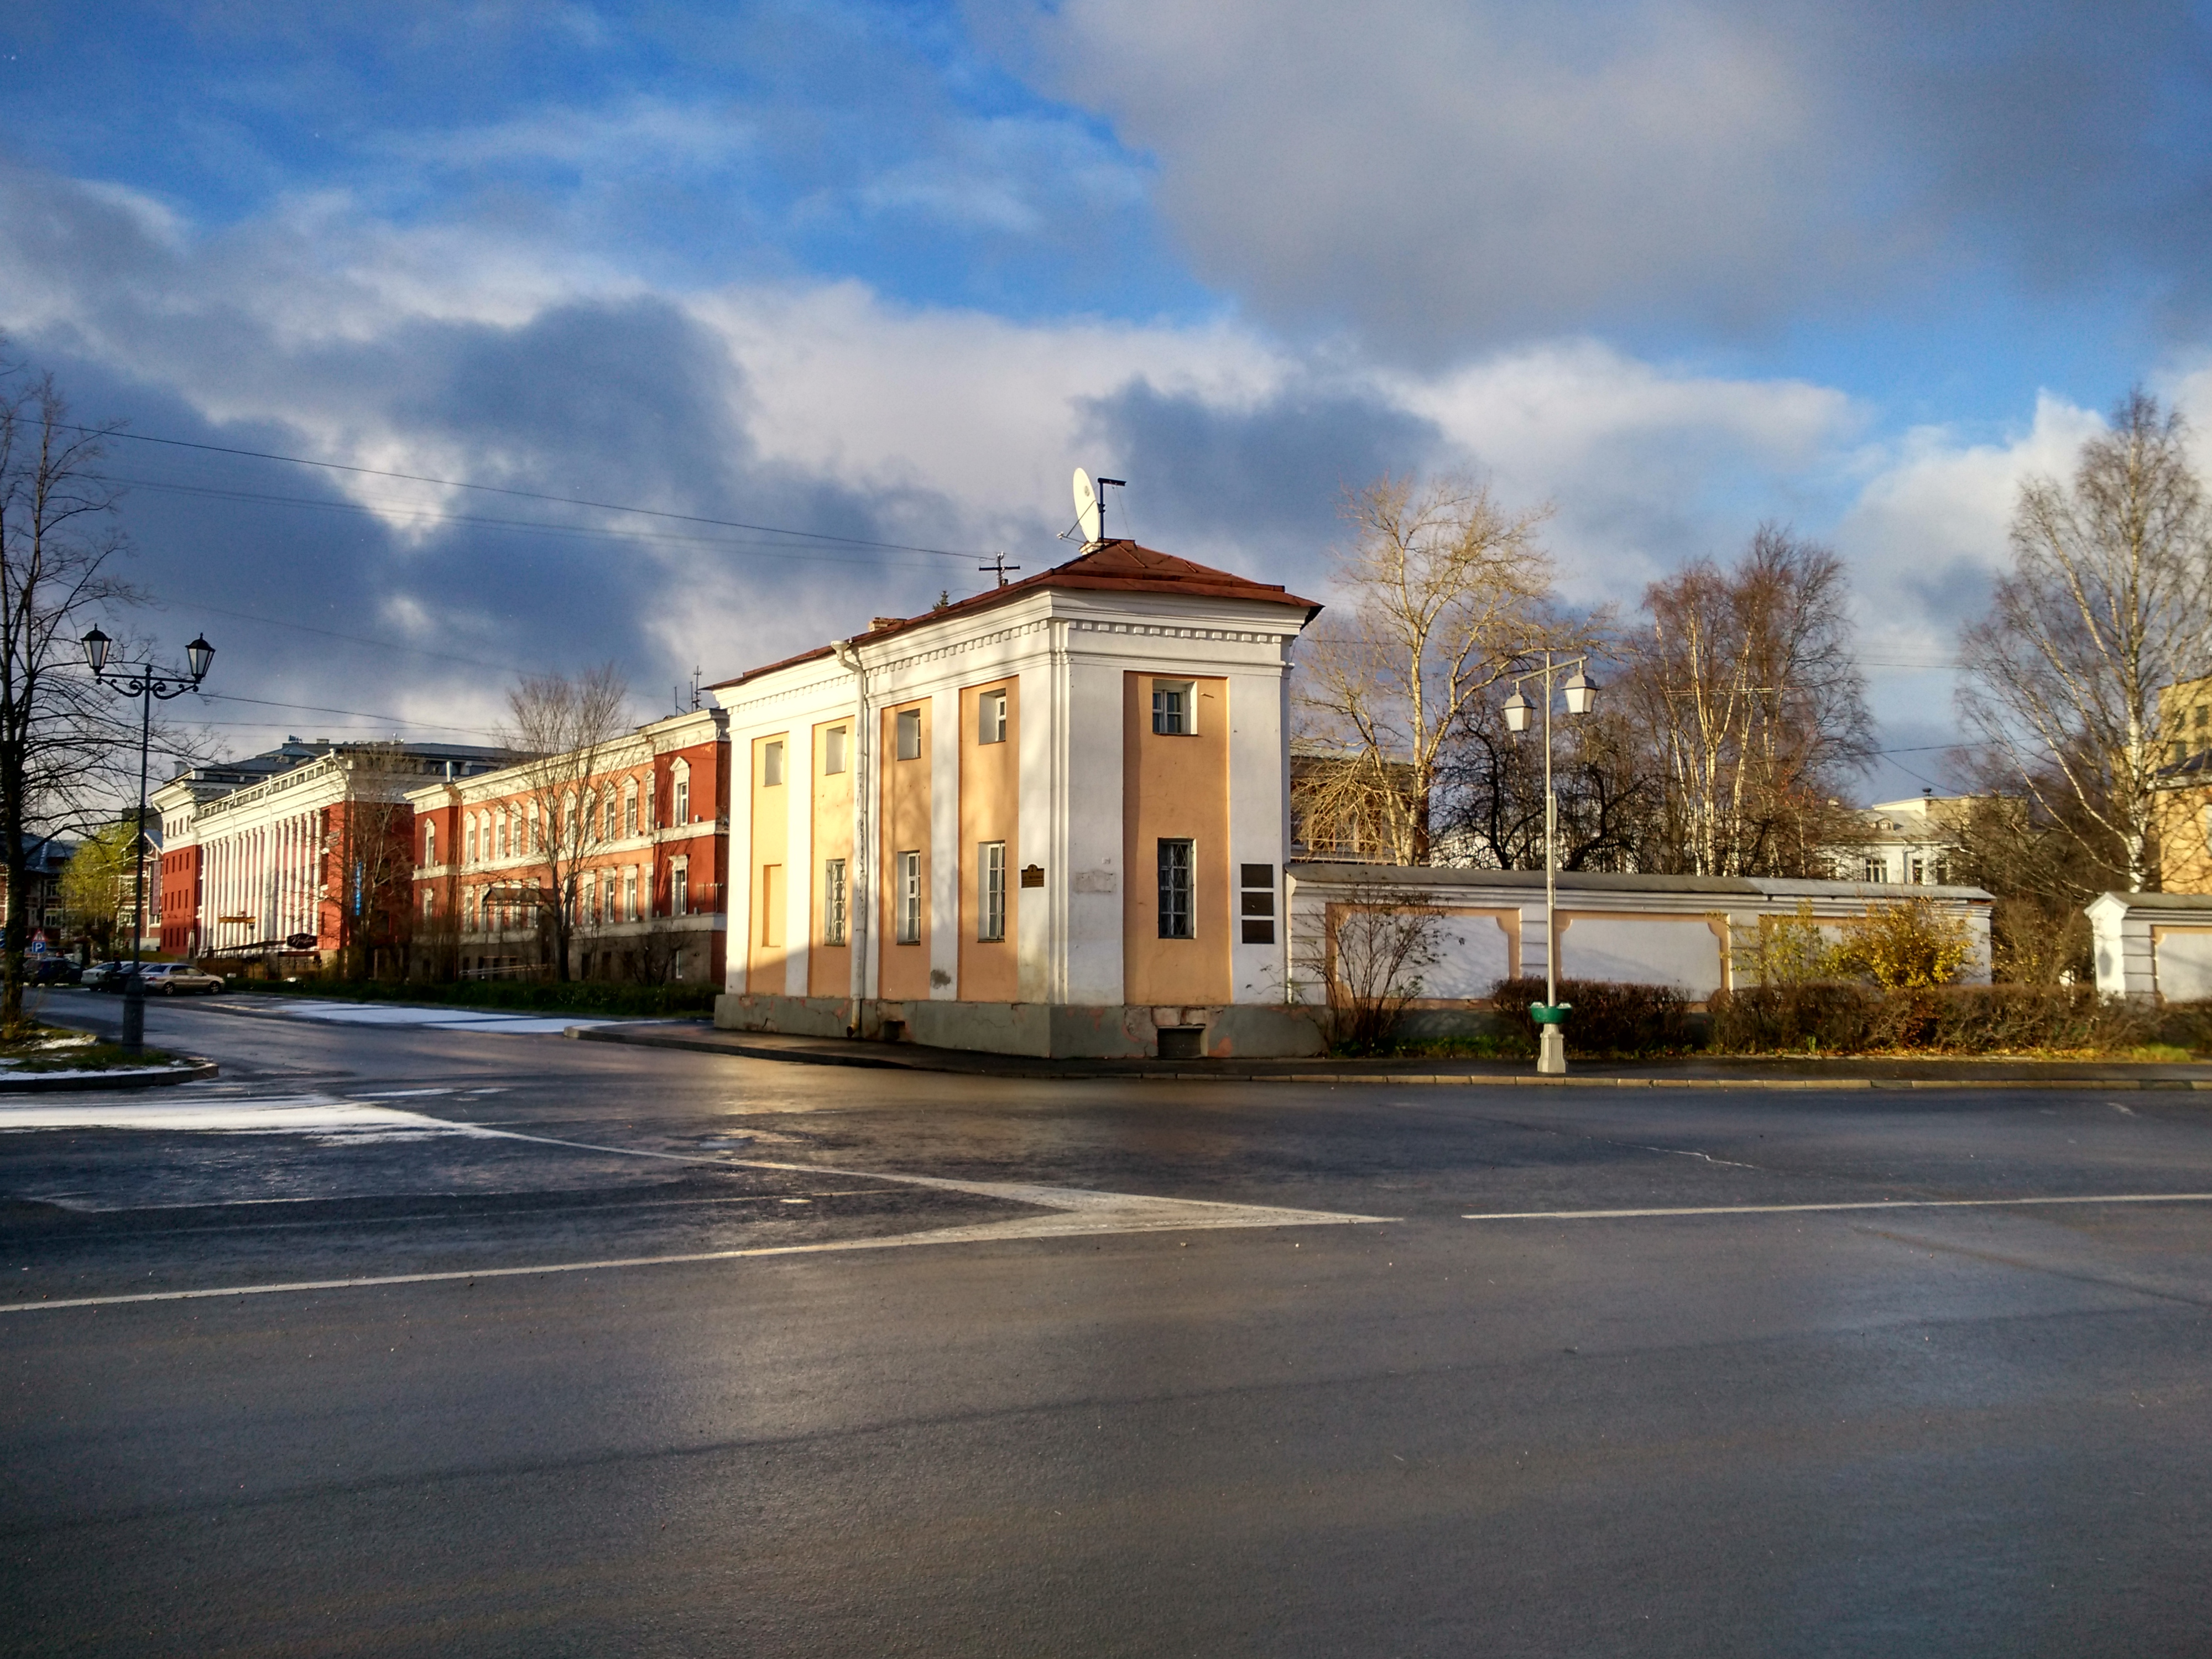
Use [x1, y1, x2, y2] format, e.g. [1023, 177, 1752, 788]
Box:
[823, 857, 847, 945]
[528, 802, 541, 852]
[979, 841, 1005, 941]
[585, 870, 598, 925]
[823, 727, 847, 775]
[671, 763, 690, 824]
[1152, 680, 1194, 735]
[424, 822, 436, 865]
[1158, 838, 1194, 938]
[895, 708, 922, 761]
[624, 867, 638, 921]
[423, 889, 435, 921]
[604, 792, 619, 841]
[466, 889, 478, 930]
[497, 813, 509, 859]
[671, 857, 689, 916]
[978, 688, 1008, 745]
[646, 774, 656, 829]
[896, 850, 921, 943]
[465, 817, 477, 863]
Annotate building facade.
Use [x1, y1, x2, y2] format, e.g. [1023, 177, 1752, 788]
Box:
[1840, 794, 1969, 886]
[712, 541, 1321, 1058]
[154, 739, 509, 969]
[406, 707, 729, 984]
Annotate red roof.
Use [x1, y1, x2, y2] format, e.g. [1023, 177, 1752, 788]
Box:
[713, 541, 1322, 688]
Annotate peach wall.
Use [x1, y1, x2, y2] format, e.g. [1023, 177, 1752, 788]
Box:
[878, 698, 932, 1001]
[958, 679, 1020, 1002]
[747, 732, 790, 992]
[808, 717, 854, 997]
[1122, 672, 1230, 1005]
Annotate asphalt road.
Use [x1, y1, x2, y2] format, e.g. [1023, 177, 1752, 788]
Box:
[4, 993, 2210, 1657]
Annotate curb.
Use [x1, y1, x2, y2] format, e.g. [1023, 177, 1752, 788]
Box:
[570, 1025, 2212, 1092]
[0, 1058, 220, 1094]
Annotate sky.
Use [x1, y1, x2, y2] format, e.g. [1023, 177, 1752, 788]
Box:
[4, 0, 2210, 801]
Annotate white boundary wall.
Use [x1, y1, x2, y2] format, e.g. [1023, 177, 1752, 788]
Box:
[2088, 891, 2212, 1000]
[1286, 864, 1995, 1005]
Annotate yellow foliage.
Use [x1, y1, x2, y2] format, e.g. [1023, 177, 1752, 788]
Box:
[1830, 897, 1975, 988]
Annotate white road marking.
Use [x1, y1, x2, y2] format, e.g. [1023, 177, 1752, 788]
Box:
[0, 1092, 1391, 1312]
[1464, 1193, 2212, 1220]
[2, 1192, 1386, 1313]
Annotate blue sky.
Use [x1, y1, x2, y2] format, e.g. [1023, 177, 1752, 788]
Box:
[5, 1, 2210, 796]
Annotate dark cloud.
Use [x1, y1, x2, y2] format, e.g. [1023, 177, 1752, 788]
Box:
[987, 0, 2212, 354]
[1076, 378, 1444, 561]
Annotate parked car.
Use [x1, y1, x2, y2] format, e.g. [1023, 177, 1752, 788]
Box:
[28, 956, 82, 986]
[82, 960, 132, 991]
[138, 963, 225, 995]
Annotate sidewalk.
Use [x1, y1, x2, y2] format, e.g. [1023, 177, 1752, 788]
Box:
[571, 1021, 2212, 1090]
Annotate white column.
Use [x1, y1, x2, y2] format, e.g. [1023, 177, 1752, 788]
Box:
[928, 687, 959, 999]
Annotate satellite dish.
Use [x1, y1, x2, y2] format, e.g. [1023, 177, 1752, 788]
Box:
[1072, 468, 1102, 544]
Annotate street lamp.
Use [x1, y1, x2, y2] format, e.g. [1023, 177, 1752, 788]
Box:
[1502, 651, 1599, 1075]
[82, 627, 213, 1055]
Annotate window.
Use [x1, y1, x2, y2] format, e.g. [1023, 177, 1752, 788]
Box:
[824, 727, 847, 775]
[585, 871, 599, 925]
[763, 740, 785, 787]
[979, 842, 1006, 941]
[1158, 838, 1194, 938]
[895, 707, 922, 760]
[978, 688, 1008, 745]
[497, 813, 510, 859]
[423, 890, 436, 921]
[896, 850, 921, 943]
[1240, 863, 1276, 945]
[645, 775, 656, 828]
[623, 785, 639, 838]
[424, 823, 436, 865]
[466, 889, 478, 929]
[823, 858, 848, 946]
[672, 858, 690, 917]
[672, 765, 690, 823]
[623, 867, 639, 922]
[1152, 681, 1194, 735]
[604, 793, 620, 841]
[529, 803, 541, 853]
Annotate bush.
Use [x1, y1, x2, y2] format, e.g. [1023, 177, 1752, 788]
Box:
[1491, 977, 1693, 1057]
[1829, 896, 1976, 988]
[1710, 982, 2155, 1055]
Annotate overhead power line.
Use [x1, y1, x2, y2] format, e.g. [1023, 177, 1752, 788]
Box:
[63, 420, 988, 562]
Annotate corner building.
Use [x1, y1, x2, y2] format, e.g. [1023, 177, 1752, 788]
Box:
[714, 541, 1321, 1058]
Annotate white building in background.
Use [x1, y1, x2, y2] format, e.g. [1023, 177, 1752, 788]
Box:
[1841, 793, 1970, 885]
[713, 540, 1322, 1058]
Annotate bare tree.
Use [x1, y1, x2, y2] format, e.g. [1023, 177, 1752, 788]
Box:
[1437, 686, 1657, 871]
[1623, 525, 1873, 876]
[500, 665, 630, 982]
[1958, 389, 2212, 893]
[0, 367, 145, 1024]
[329, 745, 425, 980]
[1296, 874, 1444, 1054]
[1296, 474, 1554, 864]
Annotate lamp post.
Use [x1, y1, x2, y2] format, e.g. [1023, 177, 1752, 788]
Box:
[1501, 652, 1597, 1076]
[81, 627, 213, 1055]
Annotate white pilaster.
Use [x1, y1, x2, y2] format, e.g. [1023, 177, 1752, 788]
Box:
[928, 686, 959, 998]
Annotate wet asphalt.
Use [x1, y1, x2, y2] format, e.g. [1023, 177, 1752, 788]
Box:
[3, 992, 2211, 1656]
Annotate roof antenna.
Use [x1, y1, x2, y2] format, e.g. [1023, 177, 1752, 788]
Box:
[1063, 470, 1127, 546]
[980, 552, 1020, 588]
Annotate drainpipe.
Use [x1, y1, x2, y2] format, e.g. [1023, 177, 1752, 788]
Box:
[832, 638, 872, 1035]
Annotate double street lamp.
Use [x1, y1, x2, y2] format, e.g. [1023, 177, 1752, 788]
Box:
[81, 626, 214, 1055]
[1501, 654, 1597, 1076]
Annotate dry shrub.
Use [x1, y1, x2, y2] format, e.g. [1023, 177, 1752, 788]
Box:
[1829, 896, 1976, 988]
[1710, 982, 2154, 1054]
[1492, 977, 1693, 1057]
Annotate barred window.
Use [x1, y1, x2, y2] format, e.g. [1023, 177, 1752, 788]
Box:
[824, 857, 848, 946]
[979, 841, 1006, 941]
[1158, 838, 1194, 938]
[896, 850, 921, 943]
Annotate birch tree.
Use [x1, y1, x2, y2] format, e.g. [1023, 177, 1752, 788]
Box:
[0, 367, 143, 1024]
[1296, 474, 1553, 865]
[1958, 389, 2212, 892]
[1625, 526, 1872, 876]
